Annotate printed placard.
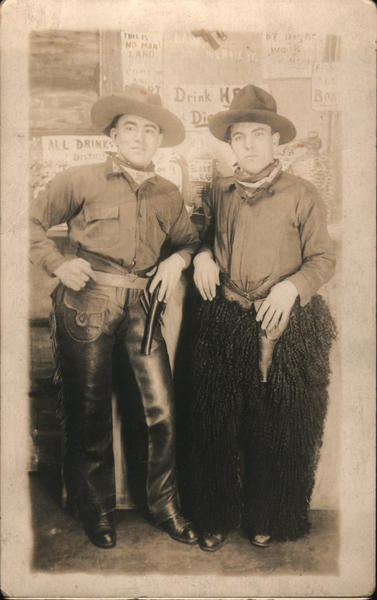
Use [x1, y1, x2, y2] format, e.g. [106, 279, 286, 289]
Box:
[154, 150, 187, 192]
[121, 31, 163, 93]
[41, 135, 115, 166]
[166, 84, 245, 130]
[312, 62, 340, 111]
[263, 31, 324, 79]
[188, 158, 212, 182]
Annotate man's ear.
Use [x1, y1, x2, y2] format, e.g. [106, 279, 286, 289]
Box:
[272, 131, 280, 149]
[110, 127, 118, 145]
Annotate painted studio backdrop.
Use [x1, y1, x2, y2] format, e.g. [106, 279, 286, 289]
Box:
[29, 29, 342, 509]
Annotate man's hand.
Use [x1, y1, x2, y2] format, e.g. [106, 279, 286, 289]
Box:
[53, 258, 96, 291]
[256, 280, 298, 333]
[193, 251, 220, 301]
[148, 254, 185, 302]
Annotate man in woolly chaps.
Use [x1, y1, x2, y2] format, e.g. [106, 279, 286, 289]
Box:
[191, 84, 337, 552]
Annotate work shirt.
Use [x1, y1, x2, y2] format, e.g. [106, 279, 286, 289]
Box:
[200, 171, 336, 306]
[30, 155, 200, 276]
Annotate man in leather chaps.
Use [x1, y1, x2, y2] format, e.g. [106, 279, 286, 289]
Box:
[30, 85, 199, 549]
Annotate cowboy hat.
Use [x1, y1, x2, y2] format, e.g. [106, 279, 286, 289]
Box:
[208, 84, 296, 145]
[91, 84, 185, 147]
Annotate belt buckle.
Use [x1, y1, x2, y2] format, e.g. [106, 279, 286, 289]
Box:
[242, 291, 253, 309]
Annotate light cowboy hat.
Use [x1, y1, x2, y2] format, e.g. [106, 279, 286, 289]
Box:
[208, 84, 296, 145]
[91, 84, 185, 147]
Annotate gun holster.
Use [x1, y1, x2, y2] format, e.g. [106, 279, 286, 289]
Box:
[141, 282, 165, 356]
[254, 299, 289, 383]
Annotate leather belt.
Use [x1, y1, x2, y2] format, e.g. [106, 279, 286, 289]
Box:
[221, 281, 287, 340]
[221, 284, 256, 310]
[93, 270, 148, 289]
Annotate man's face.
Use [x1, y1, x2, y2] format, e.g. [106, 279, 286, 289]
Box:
[229, 122, 280, 174]
[110, 114, 163, 168]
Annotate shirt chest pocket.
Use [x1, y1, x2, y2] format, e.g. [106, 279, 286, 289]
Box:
[83, 204, 120, 249]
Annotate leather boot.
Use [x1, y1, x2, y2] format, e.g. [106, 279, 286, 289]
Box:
[199, 532, 227, 552]
[82, 510, 116, 549]
[250, 533, 272, 548]
[158, 513, 198, 545]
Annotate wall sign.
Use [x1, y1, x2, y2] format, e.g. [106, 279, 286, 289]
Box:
[154, 150, 187, 193]
[121, 31, 163, 92]
[166, 84, 245, 130]
[312, 62, 340, 111]
[263, 31, 324, 79]
[41, 135, 115, 165]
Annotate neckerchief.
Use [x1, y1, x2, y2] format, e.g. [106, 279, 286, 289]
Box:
[111, 153, 156, 187]
[233, 159, 282, 205]
[234, 158, 280, 184]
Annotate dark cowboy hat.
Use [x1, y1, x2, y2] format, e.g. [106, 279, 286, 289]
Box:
[91, 84, 185, 147]
[208, 84, 296, 145]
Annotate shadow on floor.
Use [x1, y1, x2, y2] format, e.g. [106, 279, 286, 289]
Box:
[30, 471, 339, 575]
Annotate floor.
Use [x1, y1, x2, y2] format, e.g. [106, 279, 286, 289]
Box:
[30, 472, 339, 575]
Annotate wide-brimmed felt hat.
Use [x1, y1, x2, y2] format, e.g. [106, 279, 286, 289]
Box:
[208, 84, 296, 145]
[91, 84, 185, 147]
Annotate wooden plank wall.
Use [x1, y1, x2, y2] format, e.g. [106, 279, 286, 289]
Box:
[30, 31, 100, 132]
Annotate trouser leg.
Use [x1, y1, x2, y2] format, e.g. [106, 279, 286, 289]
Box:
[54, 288, 117, 518]
[243, 383, 328, 541]
[243, 296, 335, 541]
[190, 298, 249, 534]
[122, 300, 179, 523]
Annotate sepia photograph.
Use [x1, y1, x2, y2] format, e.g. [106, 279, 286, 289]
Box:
[1, 0, 375, 598]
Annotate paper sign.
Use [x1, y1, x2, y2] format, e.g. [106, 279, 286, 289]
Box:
[154, 150, 186, 191]
[188, 158, 212, 182]
[41, 135, 115, 166]
[263, 31, 324, 79]
[121, 31, 163, 93]
[312, 62, 340, 111]
[166, 84, 246, 130]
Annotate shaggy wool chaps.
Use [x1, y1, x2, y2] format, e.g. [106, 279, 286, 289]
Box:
[191, 293, 336, 541]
